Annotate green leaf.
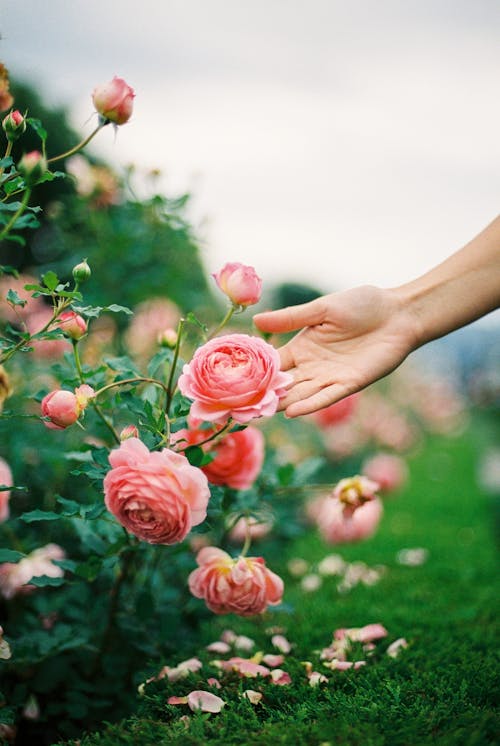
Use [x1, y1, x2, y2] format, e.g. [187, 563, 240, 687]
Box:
[20, 509, 60, 523]
[0, 156, 13, 168]
[184, 445, 206, 466]
[106, 303, 133, 315]
[27, 117, 47, 143]
[29, 575, 65, 588]
[0, 265, 19, 277]
[186, 311, 208, 332]
[6, 288, 27, 307]
[41, 270, 59, 291]
[0, 548, 25, 563]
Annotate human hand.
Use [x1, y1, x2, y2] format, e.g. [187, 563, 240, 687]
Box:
[253, 285, 418, 417]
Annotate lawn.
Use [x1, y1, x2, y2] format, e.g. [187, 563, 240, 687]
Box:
[59, 414, 499, 746]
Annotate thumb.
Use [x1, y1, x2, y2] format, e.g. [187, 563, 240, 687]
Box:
[253, 297, 326, 334]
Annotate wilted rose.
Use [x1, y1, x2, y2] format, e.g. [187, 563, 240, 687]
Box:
[188, 546, 284, 616]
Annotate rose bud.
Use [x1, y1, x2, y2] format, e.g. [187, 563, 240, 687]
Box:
[72, 260, 91, 283]
[2, 109, 26, 142]
[213, 262, 262, 307]
[92, 77, 135, 125]
[57, 311, 87, 340]
[119, 425, 139, 441]
[17, 151, 48, 185]
[74, 384, 95, 409]
[157, 327, 178, 348]
[41, 386, 94, 430]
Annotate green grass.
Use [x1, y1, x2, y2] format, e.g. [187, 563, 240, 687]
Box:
[60, 420, 499, 746]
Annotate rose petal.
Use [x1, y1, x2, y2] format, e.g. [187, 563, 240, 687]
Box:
[187, 690, 225, 713]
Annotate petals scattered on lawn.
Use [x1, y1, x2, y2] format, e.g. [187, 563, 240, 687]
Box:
[396, 548, 429, 566]
[270, 668, 292, 685]
[262, 654, 285, 667]
[242, 689, 263, 705]
[271, 634, 291, 653]
[221, 629, 237, 644]
[206, 641, 231, 654]
[287, 558, 309, 576]
[234, 635, 255, 651]
[207, 677, 222, 689]
[323, 660, 366, 671]
[301, 573, 322, 592]
[309, 671, 329, 687]
[187, 690, 225, 713]
[386, 638, 408, 658]
[335, 624, 388, 643]
[213, 656, 270, 678]
[317, 554, 346, 576]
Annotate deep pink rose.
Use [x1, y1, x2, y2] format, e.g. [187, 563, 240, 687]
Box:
[178, 333, 292, 424]
[213, 263, 262, 307]
[174, 423, 265, 490]
[0, 457, 12, 522]
[103, 438, 210, 544]
[92, 77, 135, 125]
[361, 453, 408, 493]
[312, 393, 360, 428]
[41, 390, 81, 430]
[0, 544, 65, 600]
[188, 546, 284, 616]
[313, 495, 383, 544]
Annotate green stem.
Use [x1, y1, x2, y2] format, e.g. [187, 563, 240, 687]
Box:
[47, 123, 106, 165]
[94, 376, 169, 399]
[165, 318, 185, 416]
[91, 401, 120, 445]
[192, 420, 233, 449]
[207, 305, 235, 341]
[72, 340, 84, 381]
[240, 521, 253, 558]
[0, 187, 31, 242]
[0, 297, 72, 365]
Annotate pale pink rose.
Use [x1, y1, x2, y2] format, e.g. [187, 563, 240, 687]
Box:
[361, 453, 408, 493]
[312, 393, 360, 428]
[26, 307, 71, 359]
[124, 298, 181, 358]
[0, 543, 65, 600]
[188, 546, 283, 616]
[315, 496, 383, 544]
[213, 262, 262, 307]
[333, 475, 380, 517]
[41, 390, 81, 430]
[103, 438, 210, 545]
[228, 515, 272, 544]
[173, 424, 265, 490]
[56, 311, 87, 340]
[92, 76, 135, 125]
[178, 334, 292, 424]
[0, 457, 12, 522]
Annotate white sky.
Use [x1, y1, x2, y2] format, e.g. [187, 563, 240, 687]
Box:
[1, 0, 499, 312]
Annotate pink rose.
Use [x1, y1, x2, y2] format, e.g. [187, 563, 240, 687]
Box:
[0, 543, 65, 600]
[314, 495, 383, 544]
[0, 457, 12, 522]
[103, 438, 210, 544]
[178, 333, 292, 424]
[188, 546, 284, 616]
[41, 390, 81, 430]
[312, 393, 360, 428]
[57, 311, 87, 340]
[361, 453, 408, 493]
[26, 307, 71, 359]
[92, 77, 135, 125]
[213, 262, 262, 307]
[173, 423, 265, 490]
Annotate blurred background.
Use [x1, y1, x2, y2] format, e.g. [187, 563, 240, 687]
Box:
[2, 0, 499, 294]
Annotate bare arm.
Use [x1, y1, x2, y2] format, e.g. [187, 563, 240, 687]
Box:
[254, 215, 500, 418]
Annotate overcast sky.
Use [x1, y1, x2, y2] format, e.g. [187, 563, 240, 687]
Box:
[1, 0, 499, 317]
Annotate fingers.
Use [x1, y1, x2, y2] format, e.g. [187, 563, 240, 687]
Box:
[283, 383, 353, 418]
[253, 297, 326, 334]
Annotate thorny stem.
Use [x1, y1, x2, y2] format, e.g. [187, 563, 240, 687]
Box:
[47, 123, 106, 165]
[0, 187, 32, 242]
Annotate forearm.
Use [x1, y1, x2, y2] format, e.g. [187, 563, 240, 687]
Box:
[395, 215, 500, 348]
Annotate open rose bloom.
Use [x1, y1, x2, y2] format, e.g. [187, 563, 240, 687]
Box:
[178, 333, 292, 424]
[103, 438, 210, 544]
[312, 494, 383, 544]
[188, 546, 283, 616]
